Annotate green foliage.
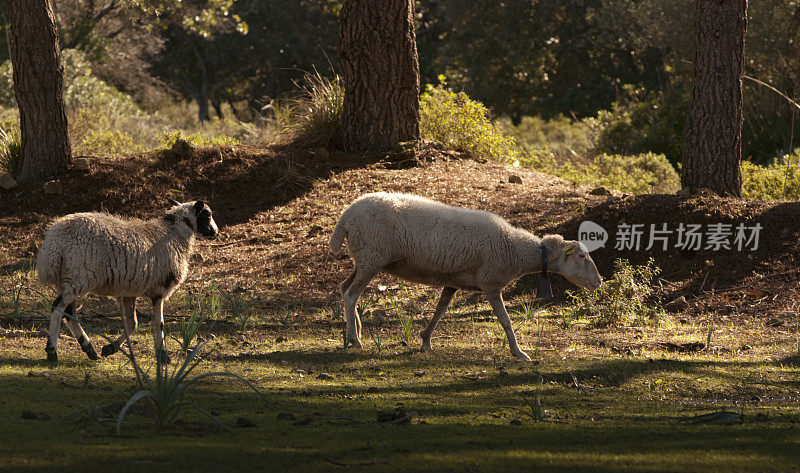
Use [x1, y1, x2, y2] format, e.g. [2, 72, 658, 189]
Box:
[0, 122, 21, 176]
[160, 129, 241, 148]
[562, 258, 664, 328]
[741, 151, 800, 200]
[116, 340, 263, 434]
[421, 76, 518, 163]
[588, 86, 687, 166]
[520, 151, 679, 195]
[390, 298, 414, 344]
[221, 289, 257, 330]
[504, 115, 595, 161]
[286, 71, 344, 147]
[174, 287, 221, 352]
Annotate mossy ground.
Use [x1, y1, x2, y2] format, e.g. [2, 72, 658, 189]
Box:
[1, 286, 799, 473]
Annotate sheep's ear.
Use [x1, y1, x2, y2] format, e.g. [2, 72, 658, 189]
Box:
[193, 200, 205, 214]
[167, 198, 180, 207]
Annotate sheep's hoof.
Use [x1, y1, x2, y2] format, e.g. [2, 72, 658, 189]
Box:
[514, 352, 533, 362]
[45, 350, 58, 363]
[101, 343, 118, 357]
[84, 347, 100, 360]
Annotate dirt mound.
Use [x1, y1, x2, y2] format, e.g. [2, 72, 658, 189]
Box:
[3, 144, 799, 322]
[551, 194, 800, 319]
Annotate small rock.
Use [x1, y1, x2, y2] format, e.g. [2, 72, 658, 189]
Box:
[377, 408, 413, 423]
[508, 175, 523, 184]
[0, 173, 17, 190]
[27, 371, 50, 378]
[589, 186, 611, 196]
[510, 419, 522, 426]
[21, 410, 37, 420]
[317, 373, 335, 381]
[235, 417, 258, 428]
[42, 180, 62, 195]
[414, 370, 425, 377]
[72, 157, 91, 171]
[664, 296, 689, 313]
[276, 412, 296, 421]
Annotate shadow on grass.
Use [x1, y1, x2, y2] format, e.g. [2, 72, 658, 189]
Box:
[1, 368, 799, 473]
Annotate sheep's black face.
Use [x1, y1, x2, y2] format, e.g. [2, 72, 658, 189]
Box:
[193, 201, 219, 238]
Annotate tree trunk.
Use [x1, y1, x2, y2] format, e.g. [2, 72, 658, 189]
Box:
[681, 0, 747, 197]
[338, 0, 420, 153]
[8, 0, 71, 183]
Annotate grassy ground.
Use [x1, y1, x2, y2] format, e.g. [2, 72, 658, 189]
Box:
[1, 285, 799, 473]
[2, 150, 800, 472]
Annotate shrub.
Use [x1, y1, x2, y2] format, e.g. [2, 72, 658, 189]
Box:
[285, 71, 344, 147]
[421, 76, 518, 162]
[0, 124, 22, 176]
[519, 150, 679, 194]
[503, 114, 595, 161]
[587, 85, 686, 166]
[160, 130, 240, 149]
[741, 151, 800, 200]
[561, 258, 664, 327]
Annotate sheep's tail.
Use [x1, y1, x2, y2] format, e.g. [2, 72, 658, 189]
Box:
[36, 238, 62, 288]
[329, 217, 348, 255]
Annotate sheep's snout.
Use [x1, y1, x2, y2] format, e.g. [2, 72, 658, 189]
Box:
[200, 219, 219, 239]
[197, 211, 219, 239]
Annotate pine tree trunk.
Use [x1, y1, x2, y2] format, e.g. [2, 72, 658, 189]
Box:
[8, 0, 71, 183]
[681, 0, 747, 197]
[338, 0, 420, 153]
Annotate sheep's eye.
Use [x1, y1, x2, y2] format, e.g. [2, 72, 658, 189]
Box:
[578, 253, 586, 259]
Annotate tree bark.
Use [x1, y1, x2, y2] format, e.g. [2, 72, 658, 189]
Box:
[338, 0, 420, 153]
[681, 0, 747, 197]
[8, 0, 71, 183]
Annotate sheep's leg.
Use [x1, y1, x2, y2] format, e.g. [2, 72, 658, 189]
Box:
[63, 304, 100, 360]
[420, 287, 457, 352]
[45, 294, 69, 362]
[342, 266, 379, 348]
[339, 270, 357, 296]
[102, 297, 138, 357]
[485, 290, 532, 361]
[152, 297, 170, 364]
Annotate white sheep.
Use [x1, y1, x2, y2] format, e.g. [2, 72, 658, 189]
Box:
[329, 192, 602, 361]
[36, 199, 218, 362]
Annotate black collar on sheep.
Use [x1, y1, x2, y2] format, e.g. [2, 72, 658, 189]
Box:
[537, 245, 552, 299]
